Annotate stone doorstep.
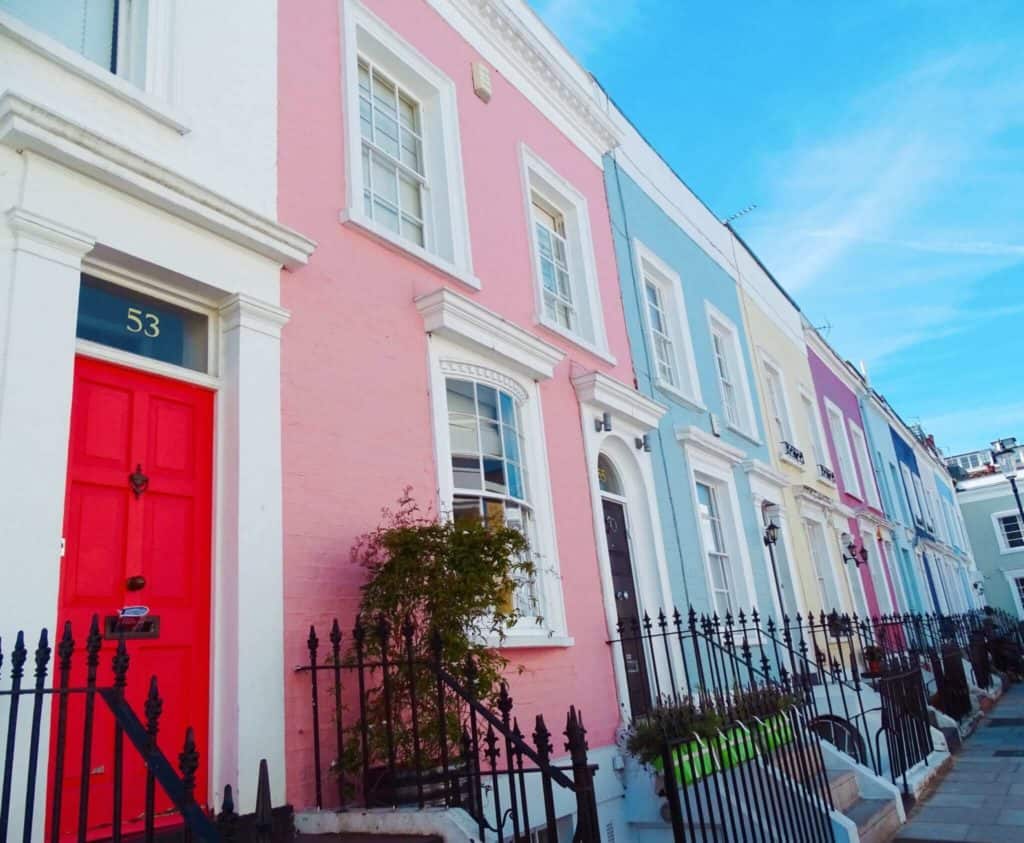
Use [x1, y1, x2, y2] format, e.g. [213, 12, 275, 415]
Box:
[844, 797, 900, 843]
[827, 769, 859, 813]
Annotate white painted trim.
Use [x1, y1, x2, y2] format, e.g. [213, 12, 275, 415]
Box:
[340, 0, 474, 277]
[519, 143, 611, 359]
[757, 348, 797, 449]
[0, 93, 316, 268]
[848, 421, 881, 510]
[1000, 568, 1024, 620]
[422, 0, 620, 162]
[675, 424, 746, 467]
[823, 397, 862, 501]
[5, 207, 95, 265]
[705, 301, 759, 442]
[991, 509, 1024, 556]
[571, 370, 666, 431]
[415, 287, 564, 381]
[424, 333, 569, 642]
[0, 9, 190, 133]
[632, 238, 703, 407]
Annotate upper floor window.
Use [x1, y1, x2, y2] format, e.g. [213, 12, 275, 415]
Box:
[447, 378, 537, 615]
[891, 463, 910, 522]
[2, 0, 149, 86]
[343, 1, 473, 281]
[801, 391, 831, 477]
[825, 402, 861, 498]
[521, 146, 608, 356]
[707, 307, 755, 438]
[532, 200, 575, 331]
[635, 243, 700, 404]
[762, 360, 797, 463]
[996, 513, 1023, 553]
[696, 481, 733, 618]
[900, 464, 923, 523]
[359, 58, 426, 248]
[848, 423, 880, 508]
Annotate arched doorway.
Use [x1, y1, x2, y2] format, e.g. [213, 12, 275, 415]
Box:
[599, 453, 650, 715]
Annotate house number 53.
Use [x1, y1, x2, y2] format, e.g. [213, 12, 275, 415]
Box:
[126, 307, 160, 338]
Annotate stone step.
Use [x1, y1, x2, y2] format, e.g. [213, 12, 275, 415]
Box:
[844, 797, 900, 843]
[826, 769, 859, 813]
[303, 836, 444, 843]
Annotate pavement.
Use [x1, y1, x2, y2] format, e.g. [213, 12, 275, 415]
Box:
[895, 681, 1024, 842]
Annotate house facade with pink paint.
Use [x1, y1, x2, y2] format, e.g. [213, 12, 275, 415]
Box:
[806, 329, 904, 620]
[277, 0, 672, 833]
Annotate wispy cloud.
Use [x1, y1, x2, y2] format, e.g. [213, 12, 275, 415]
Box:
[922, 401, 1024, 455]
[530, 0, 647, 62]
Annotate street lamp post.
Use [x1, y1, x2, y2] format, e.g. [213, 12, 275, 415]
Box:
[763, 520, 786, 619]
[991, 437, 1024, 527]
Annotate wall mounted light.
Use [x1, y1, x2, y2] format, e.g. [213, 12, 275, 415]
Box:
[594, 412, 612, 433]
[634, 434, 651, 452]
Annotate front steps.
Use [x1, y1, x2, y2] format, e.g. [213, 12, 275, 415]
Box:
[843, 799, 900, 843]
[302, 836, 443, 843]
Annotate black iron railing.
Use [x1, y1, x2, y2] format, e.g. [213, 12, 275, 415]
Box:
[782, 441, 806, 465]
[0, 618, 260, 843]
[610, 607, 942, 798]
[817, 464, 836, 483]
[299, 617, 601, 842]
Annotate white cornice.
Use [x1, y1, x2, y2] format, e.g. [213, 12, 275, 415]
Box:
[425, 0, 621, 159]
[675, 425, 745, 467]
[742, 459, 788, 491]
[0, 92, 316, 269]
[415, 287, 564, 381]
[219, 294, 290, 339]
[571, 370, 666, 431]
[5, 207, 95, 266]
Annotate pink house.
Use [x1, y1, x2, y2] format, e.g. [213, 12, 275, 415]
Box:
[277, 0, 666, 825]
[806, 334, 902, 620]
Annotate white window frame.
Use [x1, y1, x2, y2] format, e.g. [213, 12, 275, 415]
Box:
[801, 389, 833, 477]
[824, 400, 861, 499]
[899, 464, 922, 523]
[993, 509, 1024, 555]
[912, 474, 930, 528]
[889, 463, 909, 523]
[1003, 568, 1024, 620]
[0, 0, 183, 128]
[520, 144, 610, 360]
[694, 476, 740, 618]
[341, 0, 475, 286]
[848, 423, 880, 509]
[633, 240, 701, 407]
[705, 303, 758, 441]
[804, 516, 844, 612]
[760, 352, 796, 455]
[420, 292, 570, 647]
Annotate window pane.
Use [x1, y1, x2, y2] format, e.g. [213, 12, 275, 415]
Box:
[400, 128, 422, 173]
[453, 497, 482, 523]
[3, 0, 118, 70]
[447, 379, 476, 414]
[452, 456, 481, 490]
[371, 155, 399, 205]
[448, 414, 478, 454]
[373, 199, 400, 234]
[502, 425, 520, 464]
[374, 108, 400, 158]
[484, 458, 506, 493]
[398, 94, 419, 131]
[480, 421, 502, 457]
[476, 385, 499, 420]
[400, 217, 424, 246]
[507, 462, 524, 500]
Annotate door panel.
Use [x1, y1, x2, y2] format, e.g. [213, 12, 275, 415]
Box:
[53, 355, 214, 838]
[603, 499, 650, 716]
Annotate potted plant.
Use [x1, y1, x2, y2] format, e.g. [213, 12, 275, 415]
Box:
[863, 645, 884, 675]
[625, 686, 797, 787]
[339, 491, 537, 805]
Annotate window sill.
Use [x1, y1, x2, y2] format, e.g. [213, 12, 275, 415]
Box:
[779, 452, 806, 470]
[340, 209, 481, 291]
[537, 315, 617, 365]
[485, 631, 575, 649]
[999, 547, 1024, 556]
[0, 12, 190, 134]
[654, 379, 705, 413]
[725, 423, 762, 447]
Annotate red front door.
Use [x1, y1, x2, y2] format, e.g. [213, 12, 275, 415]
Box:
[54, 355, 214, 836]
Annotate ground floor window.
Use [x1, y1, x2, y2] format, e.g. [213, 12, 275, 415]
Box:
[696, 481, 733, 617]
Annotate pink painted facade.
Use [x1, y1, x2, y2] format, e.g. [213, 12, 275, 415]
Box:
[277, 0, 634, 809]
[807, 348, 888, 618]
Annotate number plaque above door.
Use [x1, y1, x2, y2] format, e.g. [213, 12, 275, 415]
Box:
[76, 274, 209, 372]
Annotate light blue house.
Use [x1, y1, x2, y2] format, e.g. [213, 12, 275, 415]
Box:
[601, 138, 783, 620]
[858, 391, 928, 613]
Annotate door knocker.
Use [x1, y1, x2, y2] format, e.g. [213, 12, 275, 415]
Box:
[129, 464, 149, 499]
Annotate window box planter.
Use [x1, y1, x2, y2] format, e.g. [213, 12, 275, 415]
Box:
[651, 714, 793, 786]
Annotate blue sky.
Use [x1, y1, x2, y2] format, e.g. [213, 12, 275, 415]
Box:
[528, 0, 1024, 456]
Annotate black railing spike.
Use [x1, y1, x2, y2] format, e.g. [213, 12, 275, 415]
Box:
[145, 676, 163, 739]
[401, 614, 416, 642]
[688, 606, 698, 628]
[86, 614, 102, 660]
[657, 609, 667, 630]
[564, 706, 588, 756]
[58, 620, 74, 668]
[483, 724, 500, 763]
[352, 613, 366, 644]
[179, 727, 199, 805]
[218, 783, 238, 840]
[112, 637, 129, 688]
[329, 618, 342, 648]
[533, 714, 553, 758]
[255, 758, 272, 830]
[375, 614, 391, 647]
[34, 628, 51, 679]
[497, 682, 513, 720]
[10, 631, 26, 679]
[307, 624, 319, 656]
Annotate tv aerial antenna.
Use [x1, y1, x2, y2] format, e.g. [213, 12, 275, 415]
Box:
[721, 204, 758, 224]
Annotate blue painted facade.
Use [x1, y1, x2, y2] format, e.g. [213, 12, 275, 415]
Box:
[858, 395, 925, 612]
[889, 428, 942, 611]
[603, 155, 778, 617]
